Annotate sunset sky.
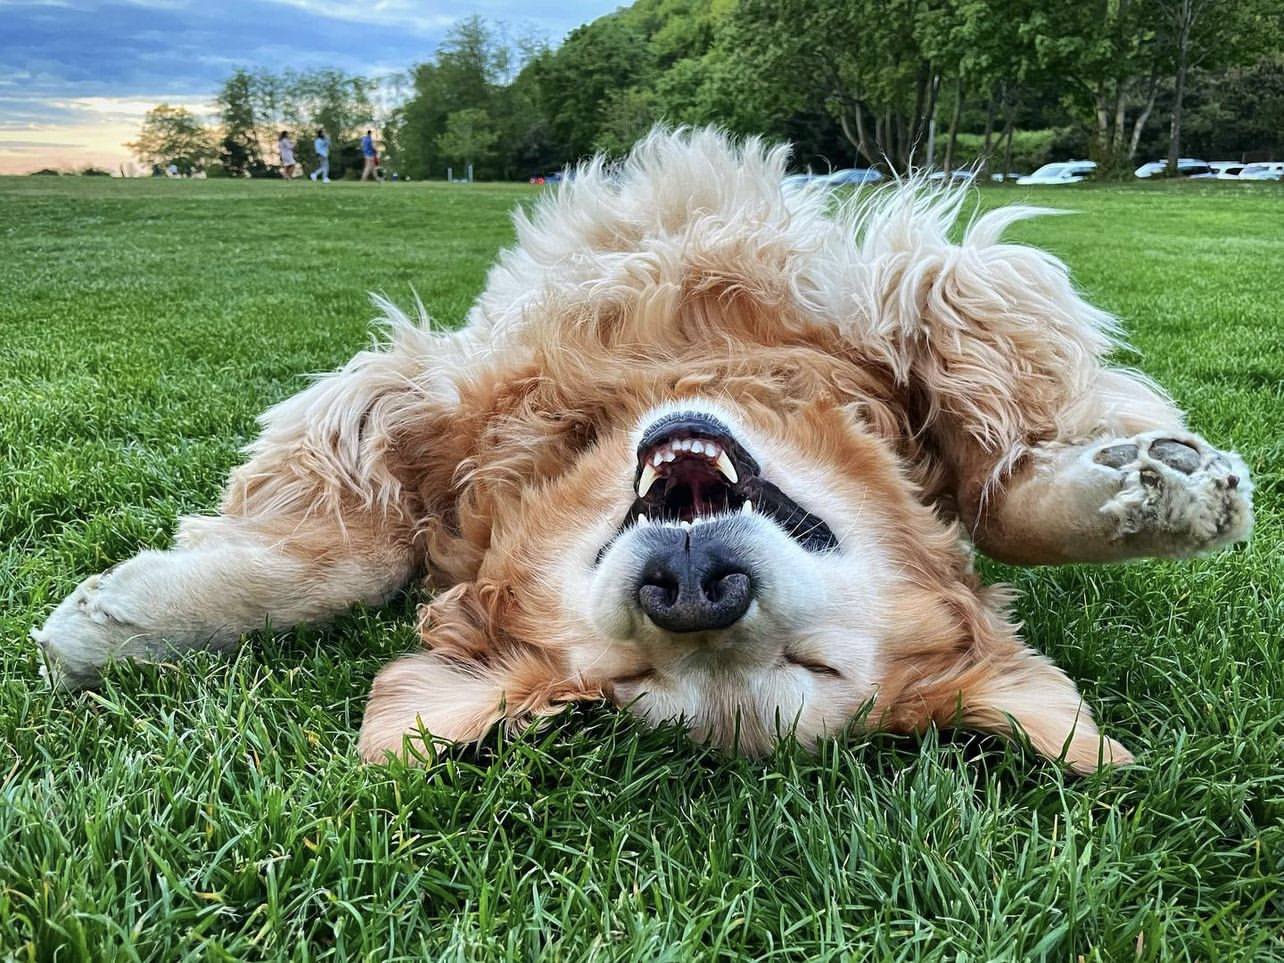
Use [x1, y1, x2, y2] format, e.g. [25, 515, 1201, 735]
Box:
[0, 0, 621, 174]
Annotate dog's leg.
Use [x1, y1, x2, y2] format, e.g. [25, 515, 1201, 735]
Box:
[32, 324, 437, 687]
[32, 513, 416, 688]
[871, 208, 1254, 564]
[964, 371, 1253, 565]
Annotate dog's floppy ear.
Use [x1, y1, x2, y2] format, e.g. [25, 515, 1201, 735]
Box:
[358, 582, 600, 763]
[959, 649, 1134, 774]
[885, 581, 1133, 775]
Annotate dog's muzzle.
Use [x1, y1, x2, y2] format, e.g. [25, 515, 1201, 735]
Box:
[634, 524, 754, 633]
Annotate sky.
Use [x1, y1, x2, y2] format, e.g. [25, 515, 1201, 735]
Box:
[0, 0, 621, 174]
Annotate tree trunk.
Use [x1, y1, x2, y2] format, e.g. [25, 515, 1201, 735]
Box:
[923, 72, 941, 169]
[981, 91, 997, 174]
[1112, 79, 1127, 161]
[943, 75, 965, 174]
[1094, 81, 1110, 162]
[839, 104, 877, 168]
[1167, 0, 1192, 173]
[1127, 74, 1160, 161]
[1001, 91, 1019, 178]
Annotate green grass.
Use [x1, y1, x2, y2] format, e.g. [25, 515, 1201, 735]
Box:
[1, 175, 1281, 961]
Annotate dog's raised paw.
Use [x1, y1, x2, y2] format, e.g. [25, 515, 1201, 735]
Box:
[1087, 430, 1253, 558]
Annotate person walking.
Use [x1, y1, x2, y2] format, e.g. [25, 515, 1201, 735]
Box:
[310, 128, 330, 183]
[278, 131, 297, 179]
[360, 129, 378, 182]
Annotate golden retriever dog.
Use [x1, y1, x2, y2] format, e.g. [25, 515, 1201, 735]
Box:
[33, 129, 1253, 773]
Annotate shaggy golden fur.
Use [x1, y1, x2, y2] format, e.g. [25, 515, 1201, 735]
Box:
[33, 129, 1253, 774]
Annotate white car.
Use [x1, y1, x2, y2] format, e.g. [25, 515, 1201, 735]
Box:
[1212, 161, 1247, 180]
[1237, 162, 1284, 181]
[1016, 161, 1097, 185]
[1134, 158, 1215, 179]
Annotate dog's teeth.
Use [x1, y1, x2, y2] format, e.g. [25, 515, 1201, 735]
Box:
[690, 440, 706, 455]
[714, 451, 739, 484]
[740, 501, 753, 515]
[676, 439, 691, 452]
[662, 451, 676, 463]
[679, 520, 692, 530]
[637, 514, 649, 527]
[651, 451, 665, 467]
[638, 465, 660, 497]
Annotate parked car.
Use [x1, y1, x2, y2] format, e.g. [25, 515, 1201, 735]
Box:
[989, 172, 1024, 182]
[926, 169, 978, 183]
[1237, 162, 1284, 181]
[529, 171, 565, 185]
[1016, 161, 1097, 185]
[1212, 161, 1247, 180]
[819, 168, 885, 187]
[1133, 158, 1215, 178]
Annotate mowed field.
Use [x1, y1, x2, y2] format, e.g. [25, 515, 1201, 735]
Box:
[1, 174, 1281, 961]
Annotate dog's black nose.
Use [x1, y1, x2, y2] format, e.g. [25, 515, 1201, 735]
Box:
[637, 530, 753, 633]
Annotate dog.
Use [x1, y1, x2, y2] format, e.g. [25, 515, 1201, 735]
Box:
[32, 129, 1253, 773]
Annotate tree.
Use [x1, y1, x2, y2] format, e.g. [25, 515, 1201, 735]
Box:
[436, 108, 500, 176]
[595, 88, 659, 155]
[527, 13, 655, 161]
[216, 68, 262, 176]
[126, 104, 216, 174]
[729, 0, 953, 170]
[396, 17, 525, 179]
[1149, 0, 1272, 173]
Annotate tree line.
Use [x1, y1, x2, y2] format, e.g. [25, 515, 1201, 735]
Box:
[128, 0, 1283, 180]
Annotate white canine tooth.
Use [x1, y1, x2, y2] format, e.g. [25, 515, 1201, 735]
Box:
[652, 451, 664, 467]
[637, 514, 649, 527]
[638, 464, 660, 497]
[679, 520, 692, 530]
[715, 451, 739, 484]
[741, 501, 753, 515]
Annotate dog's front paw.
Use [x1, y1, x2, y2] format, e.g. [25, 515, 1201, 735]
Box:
[31, 571, 154, 688]
[1087, 430, 1253, 558]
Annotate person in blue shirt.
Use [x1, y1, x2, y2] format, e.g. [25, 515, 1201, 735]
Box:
[310, 128, 330, 183]
[361, 129, 378, 182]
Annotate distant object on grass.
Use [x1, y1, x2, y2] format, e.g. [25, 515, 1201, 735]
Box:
[818, 168, 884, 187]
[1235, 162, 1284, 181]
[1016, 161, 1097, 185]
[530, 171, 566, 185]
[782, 168, 884, 191]
[1207, 161, 1283, 181]
[927, 169, 979, 184]
[1134, 158, 1215, 179]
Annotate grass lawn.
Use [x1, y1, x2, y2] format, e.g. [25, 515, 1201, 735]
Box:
[1, 175, 1281, 961]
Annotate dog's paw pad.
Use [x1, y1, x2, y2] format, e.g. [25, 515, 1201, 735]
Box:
[1088, 430, 1253, 557]
[1094, 443, 1139, 469]
[1149, 438, 1200, 474]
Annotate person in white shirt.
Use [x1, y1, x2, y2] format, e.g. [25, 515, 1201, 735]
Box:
[278, 131, 296, 179]
[310, 128, 330, 183]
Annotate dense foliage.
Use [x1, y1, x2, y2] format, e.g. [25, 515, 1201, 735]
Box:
[128, 0, 1282, 179]
[389, 0, 1282, 180]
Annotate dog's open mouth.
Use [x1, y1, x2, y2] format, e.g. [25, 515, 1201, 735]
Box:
[616, 412, 838, 552]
